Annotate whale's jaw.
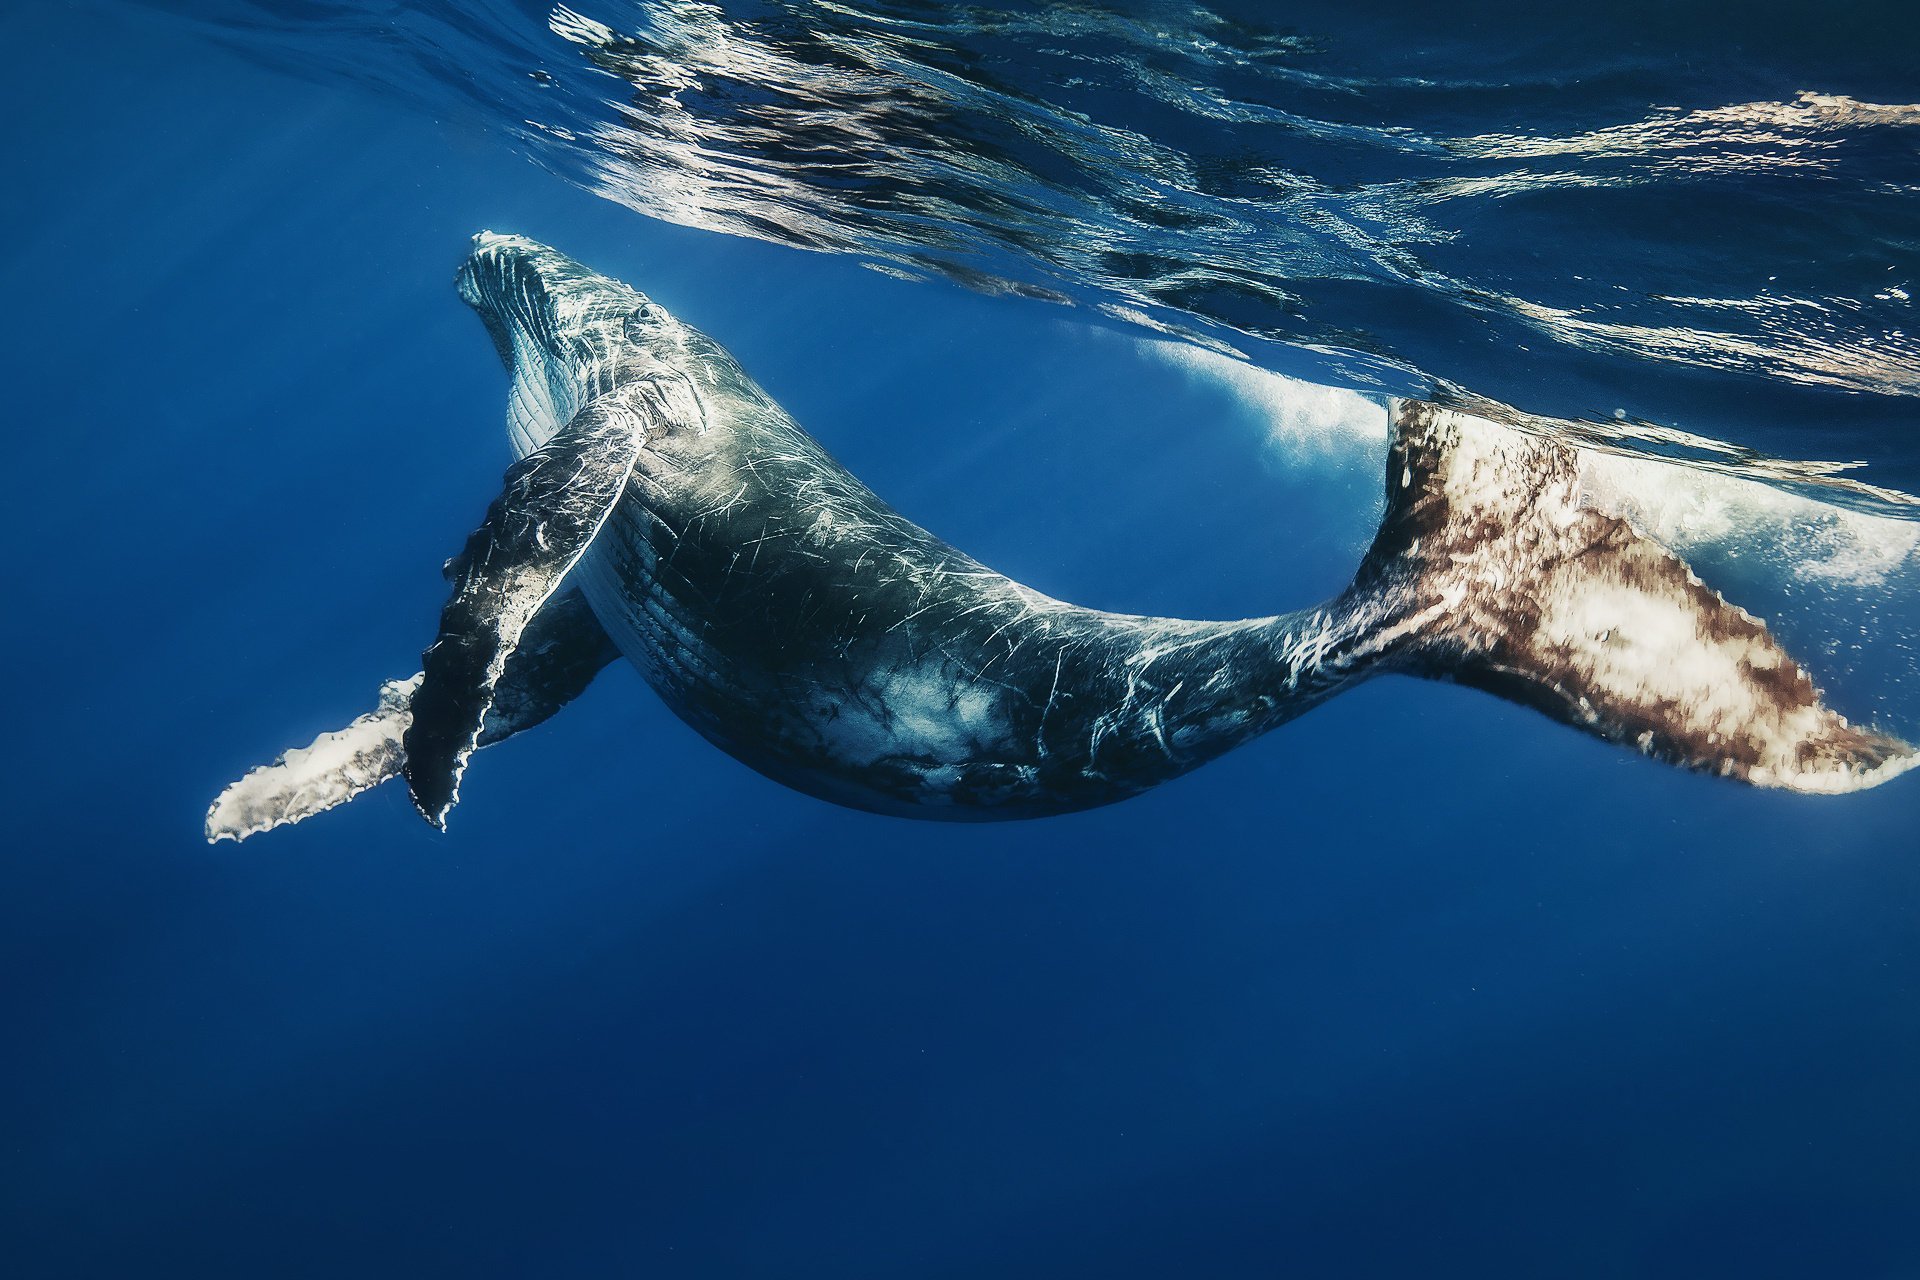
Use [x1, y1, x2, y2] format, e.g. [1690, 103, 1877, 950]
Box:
[456, 232, 668, 455]
[456, 231, 632, 341]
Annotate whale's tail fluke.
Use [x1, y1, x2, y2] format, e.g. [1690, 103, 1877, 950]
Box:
[1343, 400, 1915, 794]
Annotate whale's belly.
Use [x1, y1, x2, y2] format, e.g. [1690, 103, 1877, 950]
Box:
[575, 479, 1079, 815]
[503, 371, 1214, 817]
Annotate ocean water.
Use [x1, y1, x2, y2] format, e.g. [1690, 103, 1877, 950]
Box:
[4, 2, 1919, 1277]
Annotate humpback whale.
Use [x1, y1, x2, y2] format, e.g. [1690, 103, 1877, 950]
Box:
[208, 234, 1915, 841]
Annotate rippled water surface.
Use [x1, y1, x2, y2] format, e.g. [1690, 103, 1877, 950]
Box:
[167, 0, 1920, 507]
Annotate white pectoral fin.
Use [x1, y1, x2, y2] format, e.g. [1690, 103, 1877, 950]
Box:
[206, 675, 422, 843]
[206, 588, 622, 844]
[401, 389, 653, 828]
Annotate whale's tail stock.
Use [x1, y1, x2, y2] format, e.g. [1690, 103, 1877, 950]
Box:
[1336, 400, 1914, 793]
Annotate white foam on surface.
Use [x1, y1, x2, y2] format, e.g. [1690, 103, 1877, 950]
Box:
[1134, 338, 1390, 460]
[1149, 335, 1920, 588]
[1577, 450, 1920, 587]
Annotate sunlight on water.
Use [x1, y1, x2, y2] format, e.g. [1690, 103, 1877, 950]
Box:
[155, 0, 1920, 511]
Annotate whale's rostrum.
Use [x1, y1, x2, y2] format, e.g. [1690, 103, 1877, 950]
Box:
[205, 234, 1915, 842]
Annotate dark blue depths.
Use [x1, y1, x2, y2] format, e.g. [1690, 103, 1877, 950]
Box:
[3, 7, 1919, 1278]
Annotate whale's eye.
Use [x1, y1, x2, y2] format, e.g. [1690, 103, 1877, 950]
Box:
[623, 304, 657, 342]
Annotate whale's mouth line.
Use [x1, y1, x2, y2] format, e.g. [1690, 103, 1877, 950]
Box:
[457, 234, 654, 360]
[457, 241, 594, 398]
[458, 234, 675, 460]
[458, 249, 553, 344]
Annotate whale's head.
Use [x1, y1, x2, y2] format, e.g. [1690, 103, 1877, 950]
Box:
[457, 232, 684, 450]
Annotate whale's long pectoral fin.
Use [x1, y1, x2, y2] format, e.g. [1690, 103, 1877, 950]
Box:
[1340, 401, 1916, 793]
[402, 386, 657, 828]
[205, 589, 621, 843]
[205, 673, 422, 844]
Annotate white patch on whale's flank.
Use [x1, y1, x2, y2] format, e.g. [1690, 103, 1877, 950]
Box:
[823, 663, 1010, 768]
[206, 674, 422, 842]
[1134, 339, 1389, 459]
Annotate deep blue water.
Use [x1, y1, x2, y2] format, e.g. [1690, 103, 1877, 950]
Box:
[4, 3, 1920, 1277]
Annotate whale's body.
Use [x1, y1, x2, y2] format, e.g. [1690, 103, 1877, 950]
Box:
[492, 250, 1379, 818]
[208, 236, 1914, 842]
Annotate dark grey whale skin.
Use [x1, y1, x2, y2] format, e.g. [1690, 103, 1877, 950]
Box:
[436, 233, 1910, 822]
[605, 453, 1339, 819]
[507, 290, 1369, 820]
